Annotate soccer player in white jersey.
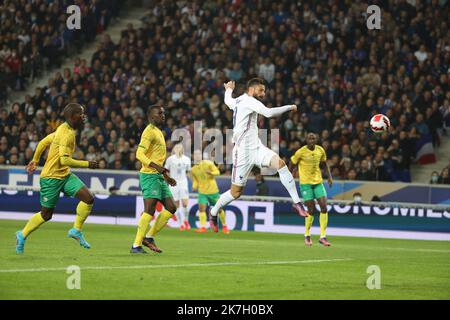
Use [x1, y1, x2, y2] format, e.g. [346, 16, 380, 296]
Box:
[209, 78, 309, 231]
[165, 143, 192, 230]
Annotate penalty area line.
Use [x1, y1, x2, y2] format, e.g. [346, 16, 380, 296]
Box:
[0, 258, 352, 273]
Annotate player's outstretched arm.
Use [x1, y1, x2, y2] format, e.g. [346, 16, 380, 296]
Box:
[224, 81, 237, 110]
[252, 101, 297, 118]
[60, 156, 96, 168]
[57, 130, 96, 169]
[27, 133, 55, 174]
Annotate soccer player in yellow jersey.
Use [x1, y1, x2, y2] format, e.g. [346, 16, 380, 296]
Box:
[191, 150, 229, 234]
[290, 133, 333, 247]
[130, 105, 177, 254]
[15, 103, 99, 254]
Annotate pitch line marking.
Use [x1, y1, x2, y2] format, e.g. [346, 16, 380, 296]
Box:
[0, 258, 352, 273]
[375, 247, 450, 253]
[335, 244, 450, 253]
[222, 239, 450, 253]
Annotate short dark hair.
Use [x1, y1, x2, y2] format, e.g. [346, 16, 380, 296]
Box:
[246, 77, 265, 89]
[63, 103, 82, 120]
[147, 104, 162, 116]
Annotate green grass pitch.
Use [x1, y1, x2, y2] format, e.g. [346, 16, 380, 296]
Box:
[1, 219, 449, 299]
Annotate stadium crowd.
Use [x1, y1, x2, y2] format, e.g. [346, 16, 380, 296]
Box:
[0, 0, 122, 104]
[0, 0, 449, 184]
[430, 161, 450, 185]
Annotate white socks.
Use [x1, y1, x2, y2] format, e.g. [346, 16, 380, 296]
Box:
[176, 208, 185, 225]
[181, 206, 188, 223]
[211, 190, 235, 216]
[278, 165, 301, 203]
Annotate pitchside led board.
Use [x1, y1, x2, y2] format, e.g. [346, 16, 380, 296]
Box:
[0, 167, 449, 241]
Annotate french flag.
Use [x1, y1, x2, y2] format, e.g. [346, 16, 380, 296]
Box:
[415, 134, 437, 164]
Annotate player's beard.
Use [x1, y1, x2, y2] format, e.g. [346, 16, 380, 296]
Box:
[254, 94, 265, 102]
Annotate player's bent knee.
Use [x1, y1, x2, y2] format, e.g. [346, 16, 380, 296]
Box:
[230, 189, 242, 199]
[167, 206, 177, 214]
[85, 196, 95, 205]
[270, 155, 285, 169]
[41, 211, 53, 221]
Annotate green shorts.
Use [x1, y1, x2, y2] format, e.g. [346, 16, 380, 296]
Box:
[40, 173, 86, 208]
[198, 192, 220, 205]
[300, 183, 327, 202]
[139, 173, 172, 200]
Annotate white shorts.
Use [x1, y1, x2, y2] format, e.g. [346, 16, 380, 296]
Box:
[169, 184, 189, 201]
[231, 142, 277, 186]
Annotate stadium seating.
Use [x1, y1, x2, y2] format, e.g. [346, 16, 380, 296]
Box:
[0, 0, 122, 101]
[0, 0, 449, 184]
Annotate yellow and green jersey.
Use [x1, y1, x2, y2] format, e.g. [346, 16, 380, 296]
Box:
[191, 160, 220, 195]
[290, 145, 326, 185]
[137, 123, 166, 174]
[38, 122, 87, 179]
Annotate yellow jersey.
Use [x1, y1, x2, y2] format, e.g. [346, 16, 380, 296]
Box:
[40, 122, 87, 179]
[137, 123, 166, 174]
[191, 160, 220, 194]
[290, 145, 326, 185]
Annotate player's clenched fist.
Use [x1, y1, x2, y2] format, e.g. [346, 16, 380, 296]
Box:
[163, 172, 177, 186]
[224, 81, 235, 90]
[290, 105, 297, 111]
[88, 160, 99, 169]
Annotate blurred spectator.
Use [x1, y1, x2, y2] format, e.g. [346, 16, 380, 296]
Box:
[255, 171, 269, 196]
[351, 192, 362, 205]
[430, 171, 440, 184]
[438, 167, 450, 185]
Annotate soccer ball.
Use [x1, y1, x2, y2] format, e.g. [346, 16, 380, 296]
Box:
[370, 114, 390, 132]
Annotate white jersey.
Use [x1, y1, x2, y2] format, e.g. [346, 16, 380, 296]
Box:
[224, 89, 294, 149]
[165, 154, 191, 186]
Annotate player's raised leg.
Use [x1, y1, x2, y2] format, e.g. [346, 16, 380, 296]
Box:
[209, 184, 242, 232]
[68, 183, 95, 249]
[268, 154, 309, 217]
[209, 149, 253, 231]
